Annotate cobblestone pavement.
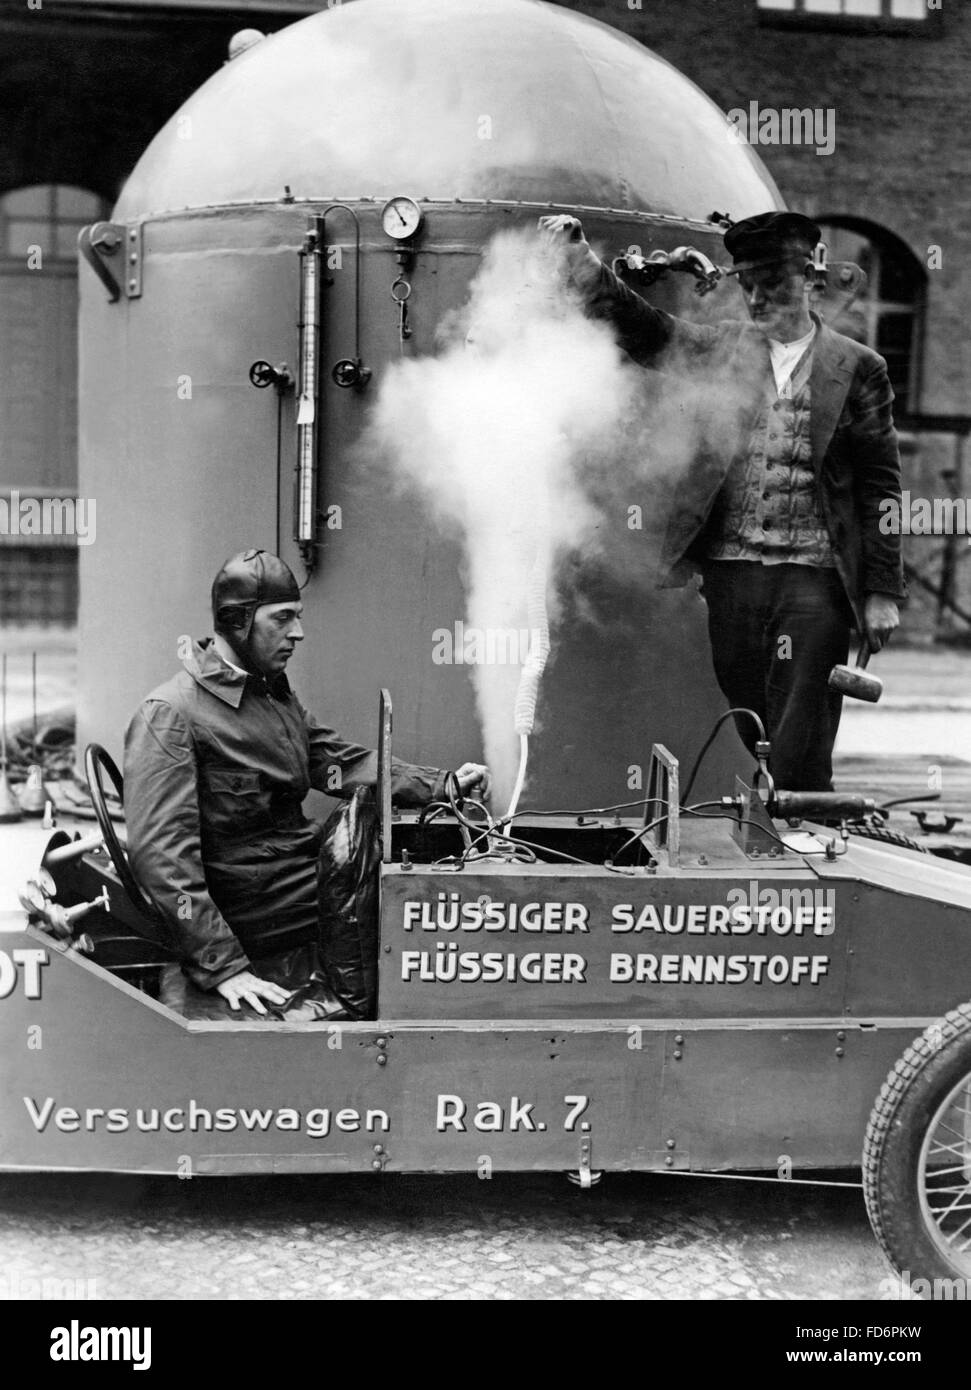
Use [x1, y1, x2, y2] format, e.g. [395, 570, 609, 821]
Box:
[0, 1170, 892, 1300]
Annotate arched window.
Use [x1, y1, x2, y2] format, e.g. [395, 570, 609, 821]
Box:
[816, 218, 925, 415]
[0, 184, 107, 262]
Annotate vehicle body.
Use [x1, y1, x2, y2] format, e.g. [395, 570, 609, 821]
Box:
[4, 712, 971, 1288]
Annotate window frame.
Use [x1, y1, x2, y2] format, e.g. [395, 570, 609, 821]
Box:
[0, 184, 110, 264]
[757, 0, 944, 37]
[816, 216, 927, 415]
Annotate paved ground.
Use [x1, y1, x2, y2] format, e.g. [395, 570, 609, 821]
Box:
[836, 645, 971, 762]
[0, 1170, 892, 1301]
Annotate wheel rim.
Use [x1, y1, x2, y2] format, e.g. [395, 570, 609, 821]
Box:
[918, 1069, 971, 1277]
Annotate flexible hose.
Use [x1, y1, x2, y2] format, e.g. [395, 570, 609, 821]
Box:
[506, 535, 551, 821]
[507, 733, 529, 823]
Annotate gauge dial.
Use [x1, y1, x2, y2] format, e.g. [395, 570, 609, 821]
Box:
[381, 196, 424, 241]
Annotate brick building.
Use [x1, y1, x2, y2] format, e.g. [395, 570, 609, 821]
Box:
[0, 0, 967, 631]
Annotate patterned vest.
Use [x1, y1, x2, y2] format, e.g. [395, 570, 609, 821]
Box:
[705, 341, 836, 568]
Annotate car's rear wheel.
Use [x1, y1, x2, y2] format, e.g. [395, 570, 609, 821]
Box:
[864, 1004, 971, 1293]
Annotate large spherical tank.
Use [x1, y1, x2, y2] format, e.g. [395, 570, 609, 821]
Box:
[79, 0, 783, 807]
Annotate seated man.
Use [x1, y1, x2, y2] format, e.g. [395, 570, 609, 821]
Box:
[123, 549, 488, 1019]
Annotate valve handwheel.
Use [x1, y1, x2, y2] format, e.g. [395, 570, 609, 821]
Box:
[83, 743, 160, 922]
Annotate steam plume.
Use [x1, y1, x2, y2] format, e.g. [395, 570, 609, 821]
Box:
[365, 228, 642, 807]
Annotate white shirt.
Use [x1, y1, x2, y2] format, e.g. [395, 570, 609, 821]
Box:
[768, 323, 816, 399]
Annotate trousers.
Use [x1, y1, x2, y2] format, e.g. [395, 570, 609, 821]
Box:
[699, 561, 853, 792]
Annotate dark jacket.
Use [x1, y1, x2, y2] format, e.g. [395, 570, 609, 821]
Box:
[124, 639, 446, 989]
[585, 261, 907, 623]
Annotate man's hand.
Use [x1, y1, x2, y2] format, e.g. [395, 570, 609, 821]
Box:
[537, 214, 600, 284]
[215, 970, 292, 1016]
[863, 593, 900, 653]
[454, 762, 491, 799]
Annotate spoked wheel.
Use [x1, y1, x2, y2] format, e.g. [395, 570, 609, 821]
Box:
[864, 1003, 971, 1290]
[83, 742, 159, 922]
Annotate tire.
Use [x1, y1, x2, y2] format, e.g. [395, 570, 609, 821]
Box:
[846, 822, 927, 853]
[864, 1003, 971, 1292]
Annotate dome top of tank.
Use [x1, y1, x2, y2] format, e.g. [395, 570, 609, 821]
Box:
[115, 0, 782, 223]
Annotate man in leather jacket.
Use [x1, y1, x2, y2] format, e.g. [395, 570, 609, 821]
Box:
[123, 549, 489, 1017]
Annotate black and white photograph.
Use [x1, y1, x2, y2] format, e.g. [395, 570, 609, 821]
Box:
[0, 0, 968, 1337]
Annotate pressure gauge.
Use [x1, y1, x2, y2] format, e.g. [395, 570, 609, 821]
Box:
[381, 196, 423, 241]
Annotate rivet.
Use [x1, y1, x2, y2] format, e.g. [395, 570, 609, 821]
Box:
[384, 945, 391, 953]
[835, 1047, 844, 1058]
[373, 1143, 384, 1154]
[674, 1034, 684, 1045]
[673, 1049, 683, 1060]
[836, 1030, 846, 1041]
[665, 1156, 673, 1167]
[376, 1037, 387, 1048]
[376, 1054, 388, 1066]
[371, 1158, 383, 1170]
[666, 1139, 676, 1150]
[128, 280, 137, 290]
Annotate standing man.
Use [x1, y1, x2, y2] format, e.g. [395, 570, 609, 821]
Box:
[540, 211, 905, 791]
[124, 549, 489, 1017]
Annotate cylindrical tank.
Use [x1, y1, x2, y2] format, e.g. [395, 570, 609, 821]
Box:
[78, 0, 783, 807]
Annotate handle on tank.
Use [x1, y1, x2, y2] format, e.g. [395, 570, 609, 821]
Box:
[78, 223, 123, 303]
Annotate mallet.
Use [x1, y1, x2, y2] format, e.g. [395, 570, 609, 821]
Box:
[828, 639, 882, 703]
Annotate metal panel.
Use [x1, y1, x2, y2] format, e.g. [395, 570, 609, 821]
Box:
[391, 1025, 666, 1173]
[0, 924, 936, 1175]
[658, 1023, 911, 1172]
[380, 864, 849, 1021]
[0, 926, 395, 1176]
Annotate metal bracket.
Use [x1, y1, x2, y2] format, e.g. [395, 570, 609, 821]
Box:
[567, 1132, 602, 1189]
[912, 809, 962, 835]
[728, 776, 786, 859]
[78, 222, 142, 302]
[644, 743, 680, 867]
[377, 689, 393, 864]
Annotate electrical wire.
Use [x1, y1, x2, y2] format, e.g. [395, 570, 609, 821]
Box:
[490, 797, 668, 837]
[681, 804, 793, 853]
[681, 707, 766, 806]
[609, 801, 723, 865]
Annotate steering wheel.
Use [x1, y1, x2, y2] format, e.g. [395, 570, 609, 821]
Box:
[83, 743, 160, 922]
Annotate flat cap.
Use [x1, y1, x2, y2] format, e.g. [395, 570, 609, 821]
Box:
[724, 211, 821, 265]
